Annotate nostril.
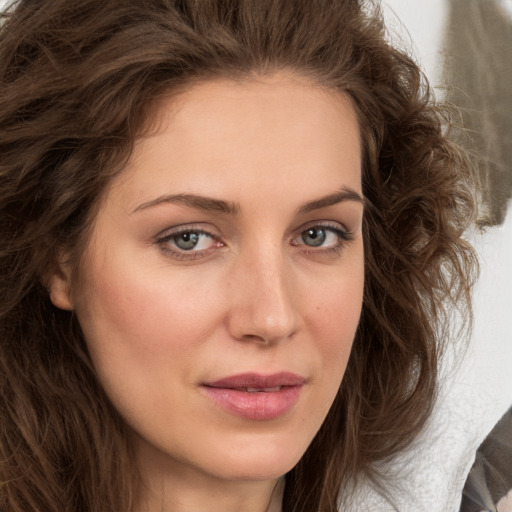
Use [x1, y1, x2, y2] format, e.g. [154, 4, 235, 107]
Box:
[229, 308, 298, 345]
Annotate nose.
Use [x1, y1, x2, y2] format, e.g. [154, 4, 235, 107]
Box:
[226, 247, 300, 345]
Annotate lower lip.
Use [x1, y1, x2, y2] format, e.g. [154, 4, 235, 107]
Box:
[201, 385, 303, 420]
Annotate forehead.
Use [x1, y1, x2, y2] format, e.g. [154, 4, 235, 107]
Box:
[163, 73, 357, 127]
[111, 73, 362, 210]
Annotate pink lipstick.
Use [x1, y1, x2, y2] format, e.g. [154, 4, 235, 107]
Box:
[202, 372, 305, 421]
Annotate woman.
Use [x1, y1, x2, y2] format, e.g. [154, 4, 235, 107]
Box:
[0, 0, 477, 511]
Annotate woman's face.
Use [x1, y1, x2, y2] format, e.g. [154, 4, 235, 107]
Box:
[51, 73, 364, 485]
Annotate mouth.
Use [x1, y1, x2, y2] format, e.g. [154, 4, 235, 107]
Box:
[201, 372, 306, 421]
[239, 386, 283, 393]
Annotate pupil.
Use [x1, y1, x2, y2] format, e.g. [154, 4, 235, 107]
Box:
[303, 228, 326, 247]
[175, 232, 199, 250]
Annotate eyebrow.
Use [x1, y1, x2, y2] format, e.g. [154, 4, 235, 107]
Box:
[132, 193, 241, 215]
[131, 187, 364, 215]
[297, 187, 364, 214]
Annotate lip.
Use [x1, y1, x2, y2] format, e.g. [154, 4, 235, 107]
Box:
[201, 372, 306, 421]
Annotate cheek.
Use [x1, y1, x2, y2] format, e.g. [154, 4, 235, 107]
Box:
[300, 258, 364, 397]
[309, 264, 363, 347]
[72, 254, 229, 406]
[284, 267, 363, 447]
[330, 275, 363, 352]
[72, 257, 227, 429]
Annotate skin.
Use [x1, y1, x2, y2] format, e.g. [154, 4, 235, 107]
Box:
[498, 492, 512, 512]
[49, 72, 365, 512]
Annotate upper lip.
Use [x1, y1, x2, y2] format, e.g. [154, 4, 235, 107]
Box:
[203, 372, 306, 389]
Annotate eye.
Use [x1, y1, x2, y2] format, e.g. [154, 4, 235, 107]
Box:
[301, 227, 332, 247]
[295, 225, 348, 248]
[156, 228, 222, 259]
[171, 231, 213, 251]
[291, 223, 352, 253]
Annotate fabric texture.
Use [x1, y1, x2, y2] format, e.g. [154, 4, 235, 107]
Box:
[460, 407, 512, 512]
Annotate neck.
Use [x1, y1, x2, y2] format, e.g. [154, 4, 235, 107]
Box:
[139, 473, 285, 512]
[134, 441, 285, 512]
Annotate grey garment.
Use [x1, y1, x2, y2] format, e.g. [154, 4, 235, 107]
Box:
[460, 407, 512, 512]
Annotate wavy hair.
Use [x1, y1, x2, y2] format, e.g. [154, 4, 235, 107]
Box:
[0, 0, 477, 510]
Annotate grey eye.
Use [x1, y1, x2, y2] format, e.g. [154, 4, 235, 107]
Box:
[301, 227, 327, 247]
[173, 232, 200, 250]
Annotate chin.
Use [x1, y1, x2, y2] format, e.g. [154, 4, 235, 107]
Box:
[201, 434, 308, 482]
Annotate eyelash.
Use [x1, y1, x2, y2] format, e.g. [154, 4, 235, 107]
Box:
[293, 222, 354, 257]
[156, 227, 222, 260]
[155, 222, 353, 261]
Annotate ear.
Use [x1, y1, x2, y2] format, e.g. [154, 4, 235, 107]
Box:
[46, 259, 75, 311]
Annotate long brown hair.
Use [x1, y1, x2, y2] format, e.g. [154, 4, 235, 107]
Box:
[0, 1, 477, 510]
